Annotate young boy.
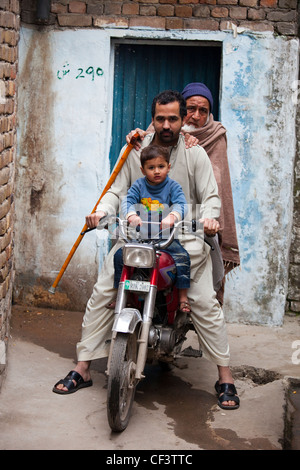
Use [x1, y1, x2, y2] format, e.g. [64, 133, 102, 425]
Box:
[113, 144, 191, 313]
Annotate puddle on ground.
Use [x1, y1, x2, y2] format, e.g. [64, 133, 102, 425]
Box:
[135, 363, 278, 450]
[10, 304, 84, 360]
[10, 304, 108, 374]
[136, 364, 219, 449]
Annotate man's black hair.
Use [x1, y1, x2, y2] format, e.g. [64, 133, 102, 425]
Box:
[151, 90, 187, 120]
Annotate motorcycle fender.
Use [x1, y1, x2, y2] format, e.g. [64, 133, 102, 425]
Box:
[112, 308, 142, 334]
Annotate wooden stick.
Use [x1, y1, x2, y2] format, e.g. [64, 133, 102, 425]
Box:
[49, 133, 139, 293]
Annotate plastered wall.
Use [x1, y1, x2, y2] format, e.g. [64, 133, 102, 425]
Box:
[15, 25, 299, 325]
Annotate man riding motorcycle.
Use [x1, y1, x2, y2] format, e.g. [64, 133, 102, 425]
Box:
[53, 89, 240, 411]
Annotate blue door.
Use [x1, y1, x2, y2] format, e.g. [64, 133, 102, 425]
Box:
[110, 43, 221, 169]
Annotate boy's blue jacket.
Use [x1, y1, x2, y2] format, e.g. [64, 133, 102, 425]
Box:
[121, 175, 187, 220]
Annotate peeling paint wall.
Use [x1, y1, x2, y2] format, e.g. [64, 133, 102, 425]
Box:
[221, 34, 299, 325]
[15, 26, 298, 324]
[16, 27, 110, 310]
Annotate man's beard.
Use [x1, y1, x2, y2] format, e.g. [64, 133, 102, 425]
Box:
[182, 114, 210, 132]
[159, 130, 176, 143]
[181, 123, 199, 133]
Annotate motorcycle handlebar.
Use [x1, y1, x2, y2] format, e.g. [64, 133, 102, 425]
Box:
[89, 216, 213, 251]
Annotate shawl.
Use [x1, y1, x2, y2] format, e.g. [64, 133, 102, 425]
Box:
[185, 114, 240, 274]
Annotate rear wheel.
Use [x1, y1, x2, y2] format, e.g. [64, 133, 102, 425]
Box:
[107, 329, 139, 432]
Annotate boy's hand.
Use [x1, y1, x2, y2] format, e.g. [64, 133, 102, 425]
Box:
[161, 213, 177, 230]
[127, 214, 142, 227]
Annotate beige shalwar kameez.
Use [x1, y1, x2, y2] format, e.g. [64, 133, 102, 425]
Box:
[76, 134, 230, 366]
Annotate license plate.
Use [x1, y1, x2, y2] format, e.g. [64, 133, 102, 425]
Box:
[124, 280, 151, 292]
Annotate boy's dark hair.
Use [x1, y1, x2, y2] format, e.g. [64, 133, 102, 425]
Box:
[140, 144, 170, 168]
[151, 90, 187, 120]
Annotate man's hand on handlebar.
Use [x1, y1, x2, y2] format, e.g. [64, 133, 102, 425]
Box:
[200, 218, 220, 237]
[85, 213, 219, 238]
[85, 210, 107, 229]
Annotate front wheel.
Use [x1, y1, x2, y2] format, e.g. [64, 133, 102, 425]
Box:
[107, 329, 139, 432]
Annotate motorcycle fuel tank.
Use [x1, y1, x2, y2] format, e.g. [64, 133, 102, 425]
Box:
[157, 251, 176, 291]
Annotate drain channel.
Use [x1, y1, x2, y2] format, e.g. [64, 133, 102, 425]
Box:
[232, 365, 281, 385]
[283, 378, 300, 450]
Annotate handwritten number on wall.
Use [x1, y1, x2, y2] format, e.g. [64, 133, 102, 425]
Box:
[57, 64, 104, 81]
[76, 67, 104, 81]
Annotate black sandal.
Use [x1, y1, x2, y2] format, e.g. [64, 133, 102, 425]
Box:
[52, 370, 93, 395]
[215, 381, 240, 410]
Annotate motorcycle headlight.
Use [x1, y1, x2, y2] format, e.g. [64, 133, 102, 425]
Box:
[122, 244, 155, 268]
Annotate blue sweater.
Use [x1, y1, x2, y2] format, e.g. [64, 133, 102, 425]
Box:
[121, 176, 187, 231]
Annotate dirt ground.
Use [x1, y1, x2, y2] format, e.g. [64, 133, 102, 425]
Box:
[1, 303, 299, 451]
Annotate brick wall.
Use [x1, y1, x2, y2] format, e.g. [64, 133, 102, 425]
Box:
[20, 0, 299, 36]
[0, 0, 19, 386]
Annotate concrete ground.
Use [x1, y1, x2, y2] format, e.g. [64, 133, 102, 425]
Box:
[0, 304, 300, 451]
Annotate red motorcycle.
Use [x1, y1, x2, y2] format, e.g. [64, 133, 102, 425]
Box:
[91, 216, 207, 432]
